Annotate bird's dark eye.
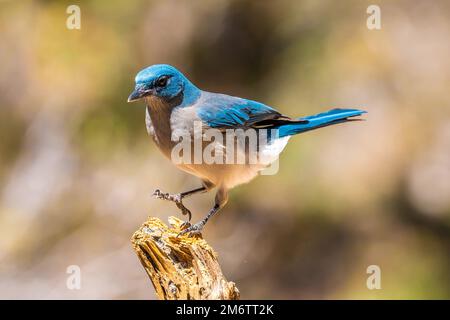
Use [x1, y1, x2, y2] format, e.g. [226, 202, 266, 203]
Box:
[155, 76, 169, 88]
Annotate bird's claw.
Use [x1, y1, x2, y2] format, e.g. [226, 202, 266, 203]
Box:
[153, 189, 180, 202]
[153, 189, 192, 221]
[177, 221, 204, 237]
[180, 221, 191, 230]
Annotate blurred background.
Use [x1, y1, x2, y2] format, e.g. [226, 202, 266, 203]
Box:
[1, 0, 449, 299]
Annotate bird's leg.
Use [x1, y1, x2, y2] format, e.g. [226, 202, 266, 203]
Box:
[153, 186, 207, 221]
[178, 187, 228, 237]
[177, 204, 220, 236]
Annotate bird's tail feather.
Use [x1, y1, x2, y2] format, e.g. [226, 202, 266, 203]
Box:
[277, 108, 366, 137]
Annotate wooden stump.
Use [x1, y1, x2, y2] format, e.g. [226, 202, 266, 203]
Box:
[131, 216, 240, 300]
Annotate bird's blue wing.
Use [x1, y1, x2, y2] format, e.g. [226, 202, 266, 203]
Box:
[196, 93, 293, 129]
[195, 92, 365, 136]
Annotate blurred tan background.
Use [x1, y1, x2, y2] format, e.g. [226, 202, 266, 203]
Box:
[0, 0, 449, 299]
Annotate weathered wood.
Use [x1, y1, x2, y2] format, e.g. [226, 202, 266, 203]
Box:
[131, 216, 240, 300]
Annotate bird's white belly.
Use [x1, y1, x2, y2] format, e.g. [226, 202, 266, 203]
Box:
[175, 136, 290, 189]
[176, 162, 263, 189]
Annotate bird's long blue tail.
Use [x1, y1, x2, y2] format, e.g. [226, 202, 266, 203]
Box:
[277, 108, 366, 138]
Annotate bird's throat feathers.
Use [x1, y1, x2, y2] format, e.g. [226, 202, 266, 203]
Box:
[145, 97, 175, 152]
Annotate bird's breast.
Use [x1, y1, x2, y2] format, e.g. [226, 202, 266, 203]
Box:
[145, 98, 176, 158]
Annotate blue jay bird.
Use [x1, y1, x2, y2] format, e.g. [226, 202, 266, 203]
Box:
[128, 64, 366, 236]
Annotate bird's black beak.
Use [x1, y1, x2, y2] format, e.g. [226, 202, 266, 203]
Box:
[127, 88, 145, 102]
[128, 85, 154, 102]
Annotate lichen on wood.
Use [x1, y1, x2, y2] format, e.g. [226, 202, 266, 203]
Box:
[131, 216, 240, 300]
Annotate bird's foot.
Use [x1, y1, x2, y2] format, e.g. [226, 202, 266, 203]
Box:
[177, 221, 204, 237]
[180, 221, 191, 230]
[153, 189, 192, 221]
[153, 188, 181, 202]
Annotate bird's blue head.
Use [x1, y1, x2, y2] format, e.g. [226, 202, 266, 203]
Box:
[128, 64, 200, 107]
